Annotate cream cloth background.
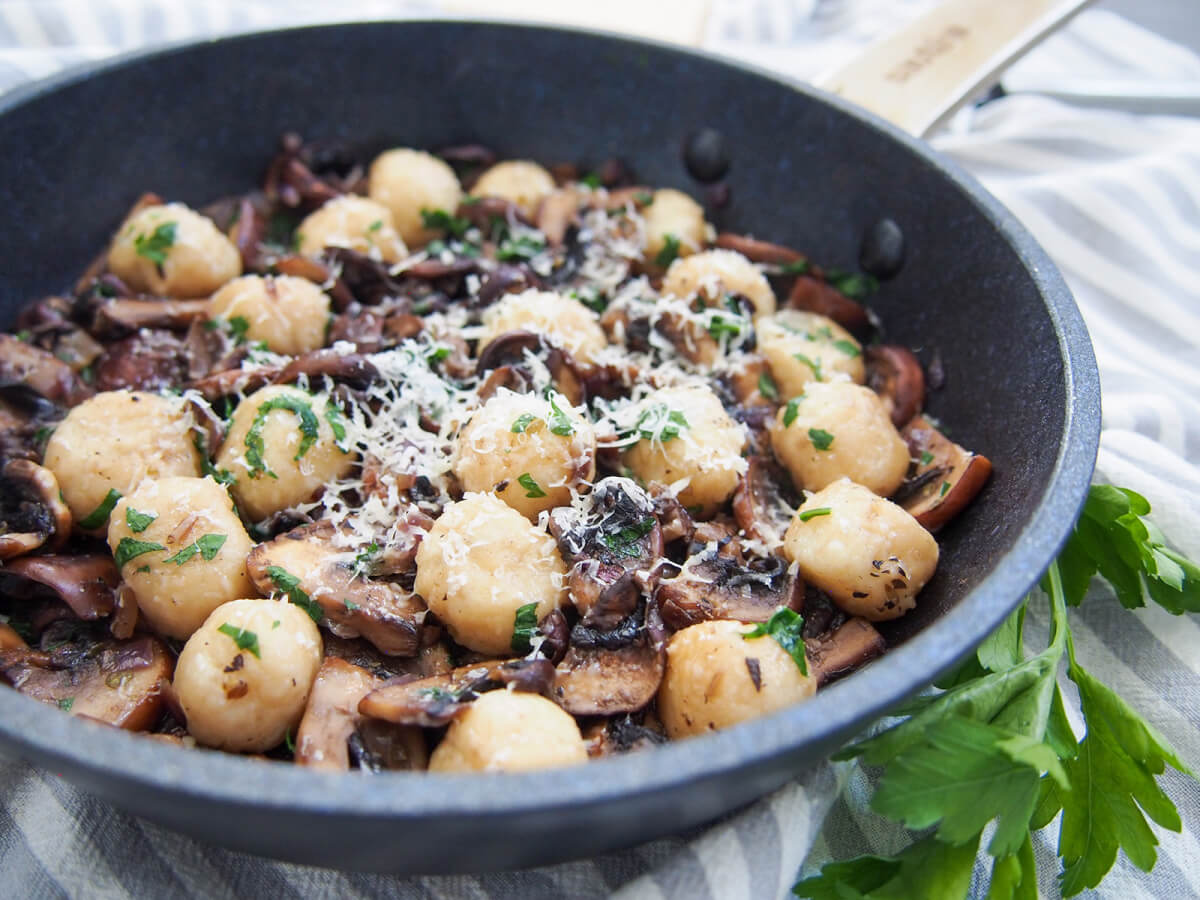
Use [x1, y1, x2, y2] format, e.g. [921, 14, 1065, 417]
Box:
[0, 2, 1198, 898]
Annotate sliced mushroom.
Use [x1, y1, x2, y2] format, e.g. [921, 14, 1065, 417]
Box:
[0, 334, 92, 407]
[273, 348, 379, 390]
[92, 298, 211, 335]
[270, 254, 355, 310]
[455, 196, 531, 231]
[548, 477, 663, 619]
[898, 416, 993, 532]
[321, 248, 406, 308]
[187, 365, 280, 403]
[295, 656, 427, 771]
[655, 544, 802, 631]
[93, 330, 189, 392]
[246, 522, 427, 657]
[732, 456, 800, 547]
[536, 188, 584, 246]
[787, 275, 870, 332]
[808, 617, 886, 686]
[0, 623, 27, 651]
[552, 601, 665, 716]
[0, 629, 172, 730]
[713, 232, 807, 266]
[349, 719, 429, 773]
[358, 657, 555, 727]
[2, 553, 118, 621]
[474, 330, 584, 406]
[583, 711, 668, 758]
[0, 460, 71, 560]
[866, 345, 925, 428]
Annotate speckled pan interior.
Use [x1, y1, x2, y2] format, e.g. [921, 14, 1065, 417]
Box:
[0, 21, 1100, 873]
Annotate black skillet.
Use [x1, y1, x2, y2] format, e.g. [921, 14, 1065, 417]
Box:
[0, 21, 1099, 872]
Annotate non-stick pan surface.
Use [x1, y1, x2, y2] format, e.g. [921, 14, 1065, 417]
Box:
[0, 21, 1099, 873]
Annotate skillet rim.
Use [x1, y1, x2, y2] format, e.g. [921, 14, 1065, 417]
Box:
[0, 18, 1099, 830]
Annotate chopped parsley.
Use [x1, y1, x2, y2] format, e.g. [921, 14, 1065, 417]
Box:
[794, 352, 824, 381]
[133, 221, 177, 266]
[832, 339, 861, 358]
[135, 565, 151, 574]
[425, 345, 451, 363]
[758, 371, 780, 402]
[56, 697, 75, 712]
[78, 489, 122, 530]
[580, 173, 602, 188]
[826, 268, 878, 300]
[601, 517, 656, 558]
[419, 208, 471, 237]
[571, 286, 607, 313]
[635, 403, 689, 443]
[518, 473, 547, 499]
[940, 480, 952, 497]
[366, 219, 383, 233]
[353, 542, 380, 575]
[798, 507, 832, 522]
[226, 315, 251, 344]
[547, 396, 575, 437]
[244, 394, 320, 479]
[510, 602, 540, 654]
[265, 565, 322, 624]
[217, 623, 261, 659]
[783, 397, 803, 428]
[163, 533, 227, 566]
[743, 607, 808, 675]
[114, 537, 165, 570]
[808, 428, 835, 451]
[780, 259, 810, 275]
[124, 507, 156, 533]
[706, 315, 742, 341]
[496, 232, 547, 262]
[324, 402, 349, 453]
[919, 450, 935, 466]
[344, 599, 360, 612]
[655, 233, 681, 268]
[511, 413, 537, 434]
[633, 190, 654, 206]
[194, 433, 236, 487]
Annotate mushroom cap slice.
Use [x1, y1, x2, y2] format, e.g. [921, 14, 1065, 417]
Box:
[295, 656, 428, 772]
[731, 456, 801, 548]
[552, 601, 666, 717]
[3, 553, 118, 621]
[246, 522, 427, 657]
[0, 460, 71, 560]
[655, 544, 802, 632]
[898, 415, 993, 532]
[807, 617, 886, 687]
[0, 630, 172, 730]
[358, 658, 555, 728]
[0, 333, 93, 407]
[866, 345, 926, 429]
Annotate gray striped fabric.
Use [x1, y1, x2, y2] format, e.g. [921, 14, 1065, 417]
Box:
[0, 2, 1197, 898]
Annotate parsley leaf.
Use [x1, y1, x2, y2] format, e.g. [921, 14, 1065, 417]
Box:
[798, 507, 831, 522]
[654, 233, 681, 268]
[635, 403, 689, 443]
[78, 489, 122, 530]
[113, 537, 165, 569]
[57, 697, 75, 712]
[793, 352, 824, 381]
[244, 394, 320, 479]
[795, 833, 979, 899]
[832, 338, 861, 358]
[783, 398, 802, 428]
[757, 371, 779, 402]
[547, 395, 575, 437]
[600, 516, 657, 558]
[497, 232, 547, 262]
[780, 259, 810, 275]
[826, 268, 878, 300]
[511, 413, 537, 434]
[743, 607, 808, 675]
[808, 428, 834, 451]
[217, 623, 261, 659]
[134, 222, 176, 266]
[419, 208, 471, 237]
[162, 533, 226, 566]
[124, 507, 156, 533]
[511, 602, 540, 654]
[706, 314, 742, 341]
[518, 473, 546, 499]
[265, 565, 323, 624]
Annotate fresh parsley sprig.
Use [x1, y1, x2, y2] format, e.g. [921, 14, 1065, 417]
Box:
[794, 485, 1199, 899]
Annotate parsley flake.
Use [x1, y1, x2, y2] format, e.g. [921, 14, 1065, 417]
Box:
[635, 403, 689, 443]
[940, 480, 952, 497]
[798, 507, 832, 522]
[794, 352, 824, 381]
[832, 338, 861, 358]
[511, 602, 540, 654]
[162, 533, 227, 566]
[244, 394, 320, 479]
[133, 222, 177, 266]
[114, 537, 166, 570]
[124, 506, 156, 533]
[217, 623, 261, 659]
[743, 607, 807, 675]
[518, 473, 547, 499]
[783, 398, 802, 428]
[78, 489, 122, 530]
[547, 396, 575, 437]
[780, 259, 810, 275]
[920, 450, 935, 466]
[809, 428, 835, 451]
[757, 371, 779, 402]
[511, 413, 537, 434]
[419, 208, 471, 237]
[654, 233, 681, 268]
[600, 517, 656, 558]
[57, 697, 75, 712]
[265, 565, 323, 624]
[497, 232, 547, 262]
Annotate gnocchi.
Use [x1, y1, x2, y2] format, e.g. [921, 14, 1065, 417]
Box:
[107, 202, 242, 297]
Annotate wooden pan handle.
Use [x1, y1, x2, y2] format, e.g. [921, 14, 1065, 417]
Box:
[813, 0, 1095, 136]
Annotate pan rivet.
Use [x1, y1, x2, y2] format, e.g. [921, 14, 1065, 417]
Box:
[683, 128, 730, 183]
[860, 218, 905, 279]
